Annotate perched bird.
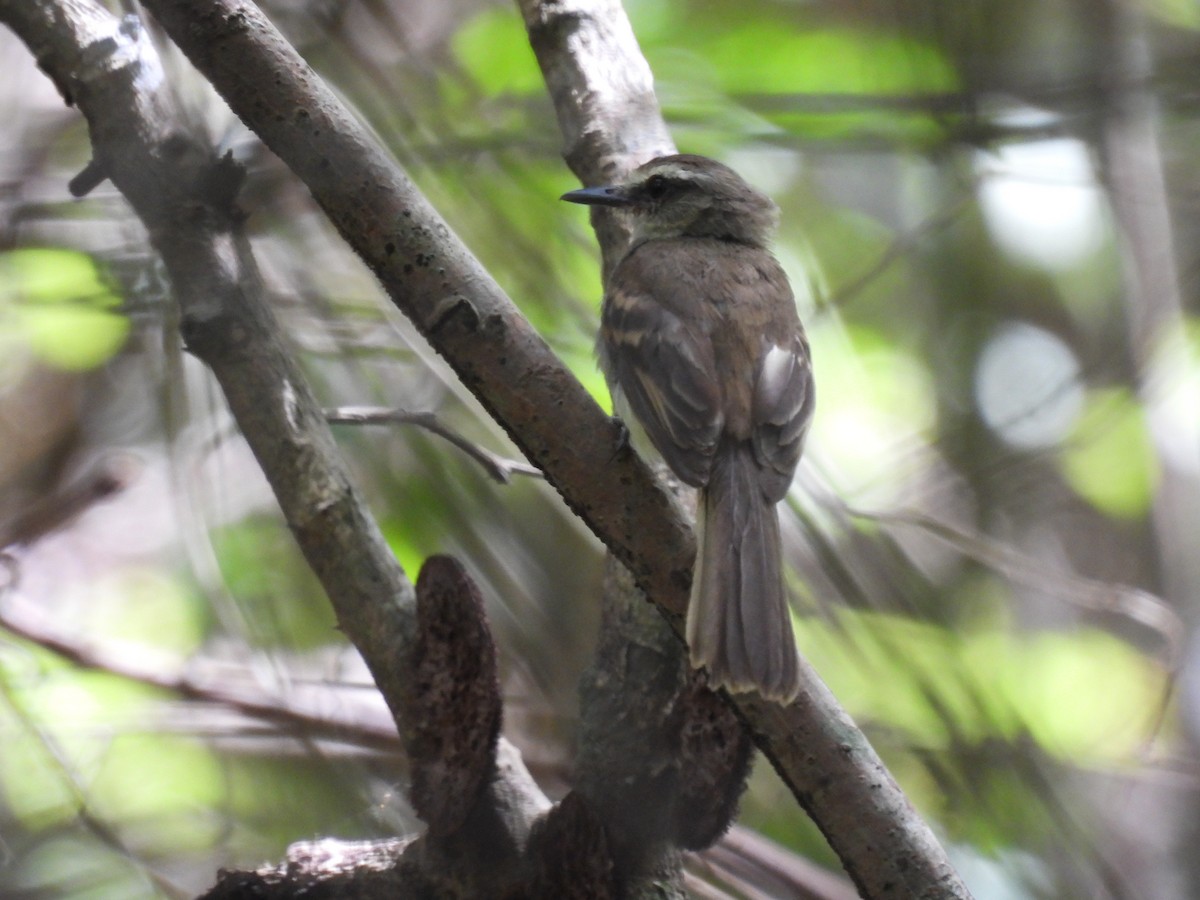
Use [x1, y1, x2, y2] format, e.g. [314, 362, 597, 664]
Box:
[562, 154, 814, 702]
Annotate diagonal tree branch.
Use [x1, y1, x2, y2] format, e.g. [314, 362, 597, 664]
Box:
[0, 5, 549, 894]
[136, 0, 697, 624]
[0, 0, 417, 740]
[523, 2, 970, 896]
[7, 0, 971, 895]
[124, 0, 972, 895]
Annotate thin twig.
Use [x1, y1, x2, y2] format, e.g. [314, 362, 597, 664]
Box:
[826, 192, 974, 309]
[0, 453, 140, 549]
[326, 405, 542, 483]
[0, 595, 404, 753]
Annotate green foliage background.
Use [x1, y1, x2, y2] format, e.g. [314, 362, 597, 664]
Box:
[1, 0, 1198, 897]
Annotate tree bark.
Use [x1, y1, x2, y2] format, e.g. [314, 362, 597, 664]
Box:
[1, 0, 974, 896]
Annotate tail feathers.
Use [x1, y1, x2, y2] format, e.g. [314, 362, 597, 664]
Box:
[687, 443, 800, 702]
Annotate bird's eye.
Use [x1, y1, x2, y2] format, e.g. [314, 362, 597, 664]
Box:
[643, 174, 669, 199]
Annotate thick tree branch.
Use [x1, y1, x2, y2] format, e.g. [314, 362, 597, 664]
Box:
[8, 0, 969, 894]
[0, 2, 548, 893]
[519, 2, 970, 897]
[138, 0, 699, 629]
[128, 0, 968, 895]
[0, 0, 419, 742]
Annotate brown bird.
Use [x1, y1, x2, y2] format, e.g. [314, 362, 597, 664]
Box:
[562, 154, 814, 702]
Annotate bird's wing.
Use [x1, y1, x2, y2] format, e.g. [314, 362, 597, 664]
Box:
[601, 284, 723, 487]
[751, 331, 814, 503]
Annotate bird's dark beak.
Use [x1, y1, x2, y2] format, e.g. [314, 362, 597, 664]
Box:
[560, 185, 631, 207]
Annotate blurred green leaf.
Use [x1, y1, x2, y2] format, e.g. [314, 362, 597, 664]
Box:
[1015, 630, 1160, 759]
[224, 755, 384, 846]
[0, 667, 161, 829]
[0, 248, 129, 371]
[381, 514, 430, 579]
[1146, 0, 1200, 28]
[81, 567, 208, 656]
[0, 713, 81, 829]
[652, 22, 960, 142]
[90, 734, 221, 833]
[453, 8, 543, 98]
[704, 24, 959, 96]
[16, 303, 129, 370]
[798, 607, 1162, 760]
[809, 321, 936, 503]
[1060, 387, 1157, 518]
[212, 516, 337, 648]
[11, 835, 162, 899]
[2, 247, 114, 305]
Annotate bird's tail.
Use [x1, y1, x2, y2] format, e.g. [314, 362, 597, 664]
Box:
[687, 442, 800, 702]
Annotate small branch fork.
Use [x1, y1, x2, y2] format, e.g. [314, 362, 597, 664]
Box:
[325, 405, 542, 484]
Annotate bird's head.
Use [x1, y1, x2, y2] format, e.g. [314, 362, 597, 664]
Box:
[561, 154, 779, 248]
